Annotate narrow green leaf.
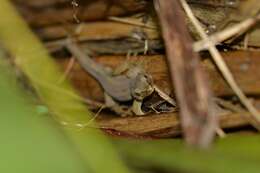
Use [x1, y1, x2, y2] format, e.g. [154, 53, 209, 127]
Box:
[0, 1, 130, 173]
[117, 134, 260, 173]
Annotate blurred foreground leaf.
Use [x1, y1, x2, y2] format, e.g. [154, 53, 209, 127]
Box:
[0, 1, 130, 173]
[117, 134, 260, 173]
[0, 64, 90, 173]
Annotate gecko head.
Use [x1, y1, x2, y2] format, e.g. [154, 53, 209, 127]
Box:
[131, 73, 154, 101]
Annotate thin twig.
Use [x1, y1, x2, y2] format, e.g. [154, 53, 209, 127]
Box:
[58, 57, 75, 83]
[180, 0, 260, 130]
[216, 128, 226, 138]
[154, 85, 176, 107]
[108, 16, 157, 29]
[77, 105, 105, 130]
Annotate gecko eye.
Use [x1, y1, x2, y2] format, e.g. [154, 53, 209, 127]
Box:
[143, 74, 153, 84]
[135, 92, 141, 96]
[134, 89, 142, 96]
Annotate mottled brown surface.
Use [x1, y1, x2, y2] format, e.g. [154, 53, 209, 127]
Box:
[15, 0, 146, 27]
[96, 111, 251, 138]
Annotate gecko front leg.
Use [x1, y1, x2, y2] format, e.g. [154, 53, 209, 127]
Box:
[132, 100, 145, 115]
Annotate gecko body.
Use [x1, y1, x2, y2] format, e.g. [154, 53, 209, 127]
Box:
[66, 41, 154, 115]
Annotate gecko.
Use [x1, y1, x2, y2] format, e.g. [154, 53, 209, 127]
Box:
[66, 40, 154, 116]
